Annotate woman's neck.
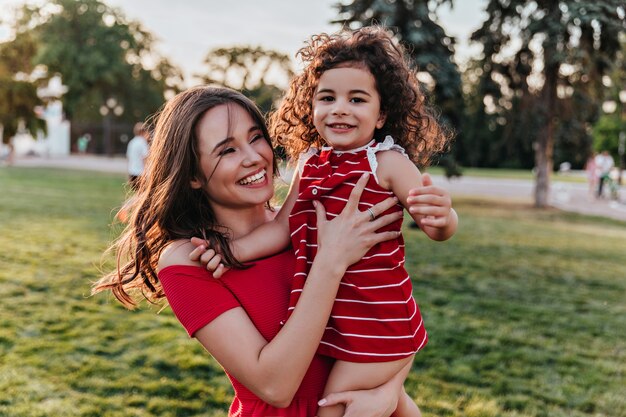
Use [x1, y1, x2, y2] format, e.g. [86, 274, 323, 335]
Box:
[213, 204, 272, 239]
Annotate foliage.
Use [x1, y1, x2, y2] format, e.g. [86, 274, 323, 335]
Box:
[469, 0, 625, 206]
[0, 166, 625, 416]
[197, 46, 294, 114]
[0, 28, 44, 141]
[593, 114, 623, 158]
[3, 0, 184, 126]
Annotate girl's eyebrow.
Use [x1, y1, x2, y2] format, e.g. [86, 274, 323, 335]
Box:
[316, 88, 372, 96]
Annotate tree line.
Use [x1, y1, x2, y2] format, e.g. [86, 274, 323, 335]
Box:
[0, 0, 624, 207]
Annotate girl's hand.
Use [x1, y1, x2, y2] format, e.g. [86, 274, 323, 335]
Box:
[315, 173, 403, 271]
[406, 172, 455, 230]
[189, 237, 229, 278]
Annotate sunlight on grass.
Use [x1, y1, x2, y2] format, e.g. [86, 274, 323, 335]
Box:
[0, 167, 624, 417]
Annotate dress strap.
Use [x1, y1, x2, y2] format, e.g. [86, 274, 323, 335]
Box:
[367, 136, 409, 183]
[297, 148, 319, 176]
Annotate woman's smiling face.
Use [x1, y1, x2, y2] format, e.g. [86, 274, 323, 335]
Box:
[191, 103, 274, 215]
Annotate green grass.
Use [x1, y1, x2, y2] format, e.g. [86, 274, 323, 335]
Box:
[1, 167, 624, 417]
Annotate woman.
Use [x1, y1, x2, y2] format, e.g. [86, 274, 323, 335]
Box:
[93, 86, 422, 416]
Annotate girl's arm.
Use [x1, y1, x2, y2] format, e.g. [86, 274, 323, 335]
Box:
[189, 171, 300, 270]
[160, 174, 403, 408]
[376, 151, 458, 241]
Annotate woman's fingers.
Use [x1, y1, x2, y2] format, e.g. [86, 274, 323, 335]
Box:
[313, 200, 327, 224]
[344, 173, 370, 213]
[369, 196, 399, 220]
[369, 211, 403, 230]
[318, 391, 354, 408]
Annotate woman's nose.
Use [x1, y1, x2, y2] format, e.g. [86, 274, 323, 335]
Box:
[242, 144, 263, 166]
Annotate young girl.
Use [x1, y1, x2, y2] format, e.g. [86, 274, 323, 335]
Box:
[194, 26, 457, 416]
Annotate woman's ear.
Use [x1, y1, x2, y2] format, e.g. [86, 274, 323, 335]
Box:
[190, 178, 202, 189]
[376, 112, 387, 129]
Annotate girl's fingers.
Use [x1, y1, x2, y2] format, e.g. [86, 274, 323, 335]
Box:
[188, 245, 205, 261]
[212, 264, 230, 279]
[199, 249, 216, 265]
[421, 172, 433, 187]
[190, 236, 207, 247]
[205, 254, 222, 271]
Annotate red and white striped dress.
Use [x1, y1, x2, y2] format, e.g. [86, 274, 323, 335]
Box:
[287, 137, 428, 363]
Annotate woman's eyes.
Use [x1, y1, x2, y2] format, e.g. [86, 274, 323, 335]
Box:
[218, 147, 235, 156]
[250, 133, 264, 143]
[217, 135, 264, 156]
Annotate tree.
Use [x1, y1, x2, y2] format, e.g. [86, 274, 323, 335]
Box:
[471, 0, 625, 207]
[333, 0, 464, 167]
[0, 28, 44, 142]
[197, 46, 294, 114]
[4, 0, 183, 126]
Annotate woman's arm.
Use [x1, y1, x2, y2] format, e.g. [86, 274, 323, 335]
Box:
[161, 174, 403, 407]
[376, 151, 458, 241]
[317, 361, 415, 417]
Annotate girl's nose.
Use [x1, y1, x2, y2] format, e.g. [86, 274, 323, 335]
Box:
[331, 99, 349, 116]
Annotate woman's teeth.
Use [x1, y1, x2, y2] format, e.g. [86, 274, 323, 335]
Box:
[239, 170, 266, 185]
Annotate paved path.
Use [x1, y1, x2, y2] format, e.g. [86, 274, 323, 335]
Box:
[8, 155, 626, 222]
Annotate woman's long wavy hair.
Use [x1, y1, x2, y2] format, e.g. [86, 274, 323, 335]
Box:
[270, 25, 452, 167]
[93, 86, 278, 309]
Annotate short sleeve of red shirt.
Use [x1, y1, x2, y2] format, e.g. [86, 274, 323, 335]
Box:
[159, 265, 240, 337]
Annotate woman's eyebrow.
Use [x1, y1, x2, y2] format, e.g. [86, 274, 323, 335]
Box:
[212, 126, 262, 153]
[212, 137, 233, 153]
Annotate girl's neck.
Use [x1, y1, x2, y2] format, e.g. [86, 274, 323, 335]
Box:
[322, 138, 376, 153]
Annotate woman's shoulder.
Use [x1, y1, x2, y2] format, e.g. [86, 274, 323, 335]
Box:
[157, 239, 201, 272]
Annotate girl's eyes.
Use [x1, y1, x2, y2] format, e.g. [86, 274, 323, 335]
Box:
[317, 96, 366, 103]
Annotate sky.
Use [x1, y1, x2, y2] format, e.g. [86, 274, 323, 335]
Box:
[0, 0, 488, 85]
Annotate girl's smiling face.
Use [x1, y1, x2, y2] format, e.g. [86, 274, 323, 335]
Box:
[312, 65, 386, 151]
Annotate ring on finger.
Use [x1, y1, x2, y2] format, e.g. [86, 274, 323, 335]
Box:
[367, 208, 375, 221]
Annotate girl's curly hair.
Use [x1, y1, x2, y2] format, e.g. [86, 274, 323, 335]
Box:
[270, 25, 452, 167]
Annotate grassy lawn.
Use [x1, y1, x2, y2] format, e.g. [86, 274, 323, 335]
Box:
[0, 167, 624, 417]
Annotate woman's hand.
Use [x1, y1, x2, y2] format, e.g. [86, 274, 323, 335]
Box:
[317, 386, 398, 417]
[315, 173, 403, 271]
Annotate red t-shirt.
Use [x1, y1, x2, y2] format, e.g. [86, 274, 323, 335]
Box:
[159, 250, 332, 416]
